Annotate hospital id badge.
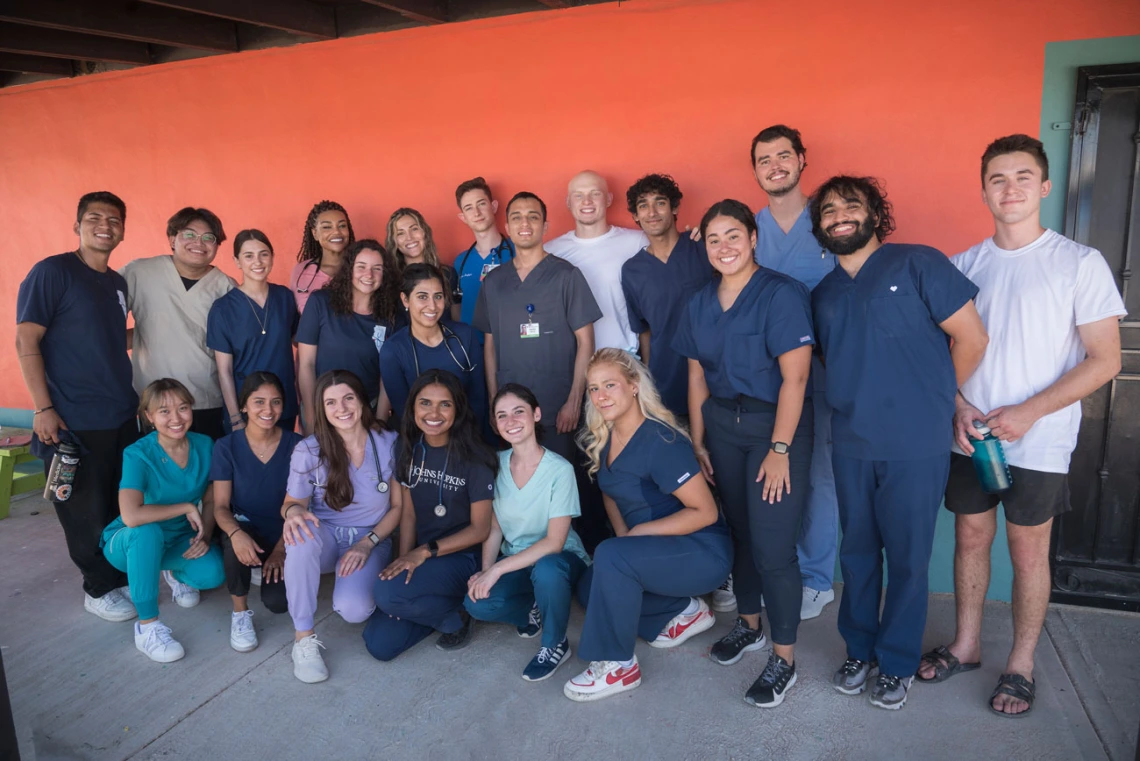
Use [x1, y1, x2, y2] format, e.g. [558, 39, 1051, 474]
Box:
[480, 262, 499, 281]
[520, 322, 540, 339]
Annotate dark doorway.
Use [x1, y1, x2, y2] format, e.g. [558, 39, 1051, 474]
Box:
[1054, 63, 1140, 611]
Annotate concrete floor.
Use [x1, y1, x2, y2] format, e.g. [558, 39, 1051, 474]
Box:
[2, 492, 1137, 761]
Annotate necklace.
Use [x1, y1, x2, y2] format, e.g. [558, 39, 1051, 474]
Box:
[248, 430, 279, 461]
[242, 291, 268, 335]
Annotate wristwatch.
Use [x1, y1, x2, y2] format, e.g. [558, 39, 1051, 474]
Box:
[427, 540, 440, 558]
[770, 441, 790, 455]
[366, 531, 380, 547]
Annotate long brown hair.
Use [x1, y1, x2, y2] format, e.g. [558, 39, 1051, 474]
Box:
[311, 369, 388, 511]
[326, 238, 400, 324]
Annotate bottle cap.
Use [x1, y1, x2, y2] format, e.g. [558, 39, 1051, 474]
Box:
[972, 420, 992, 435]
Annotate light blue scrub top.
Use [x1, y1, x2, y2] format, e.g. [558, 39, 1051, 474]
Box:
[754, 207, 837, 291]
[493, 448, 590, 564]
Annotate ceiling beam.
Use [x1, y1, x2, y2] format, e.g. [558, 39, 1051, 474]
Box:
[141, 0, 337, 39]
[0, 23, 151, 65]
[0, 0, 237, 53]
[0, 51, 73, 76]
[359, 0, 448, 25]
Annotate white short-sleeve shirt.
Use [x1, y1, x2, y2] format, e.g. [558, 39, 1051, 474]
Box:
[951, 229, 1126, 473]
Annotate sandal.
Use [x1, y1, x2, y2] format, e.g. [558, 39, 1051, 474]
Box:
[989, 673, 1035, 718]
[916, 645, 981, 683]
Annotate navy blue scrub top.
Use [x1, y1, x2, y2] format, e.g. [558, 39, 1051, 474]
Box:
[401, 442, 495, 546]
[753, 207, 837, 291]
[295, 289, 402, 402]
[379, 321, 486, 425]
[673, 267, 815, 404]
[811, 243, 978, 461]
[457, 238, 515, 326]
[621, 236, 714, 417]
[206, 284, 299, 432]
[16, 252, 138, 431]
[599, 420, 728, 536]
[209, 429, 304, 540]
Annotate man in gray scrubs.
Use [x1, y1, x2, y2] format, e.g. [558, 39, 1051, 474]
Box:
[473, 191, 600, 461]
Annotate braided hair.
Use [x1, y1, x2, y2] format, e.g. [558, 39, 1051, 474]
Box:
[297, 200, 356, 264]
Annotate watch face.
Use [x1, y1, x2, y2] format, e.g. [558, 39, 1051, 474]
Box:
[772, 442, 789, 454]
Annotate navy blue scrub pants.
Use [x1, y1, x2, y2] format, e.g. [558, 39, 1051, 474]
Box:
[703, 396, 813, 645]
[576, 532, 732, 662]
[464, 551, 587, 649]
[832, 452, 950, 678]
[363, 550, 479, 661]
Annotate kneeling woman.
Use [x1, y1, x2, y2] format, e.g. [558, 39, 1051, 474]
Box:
[211, 372, 304, 652]
[364, 370, 495, 661]
[281, 370, 402, 683]
[563, 349, 731, 702]
[102, 379, 225, 663]
[465, 384, 590, 682]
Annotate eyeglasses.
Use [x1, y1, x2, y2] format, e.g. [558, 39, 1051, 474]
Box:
[179, 229, 218, 244]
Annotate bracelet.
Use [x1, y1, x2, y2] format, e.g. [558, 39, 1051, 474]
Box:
[34, 405, 54, 415]
[283, 504, 303, 518]
[227, 527, 242, 538]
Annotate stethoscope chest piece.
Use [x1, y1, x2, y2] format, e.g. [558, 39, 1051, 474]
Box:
[377, 481, 389, 493]
[433, 504, 447, 518]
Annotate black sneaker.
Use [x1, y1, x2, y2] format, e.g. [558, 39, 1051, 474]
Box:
[744, 653, 797, 708]
[709, 616, 767, 666]
[517, 603, 542, 638]
[833, 657, 878, 695]
[869, 674, 914, 710]
[436, 610, 474, 651]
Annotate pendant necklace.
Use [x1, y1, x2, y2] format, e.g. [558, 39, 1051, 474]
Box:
[243, 291, 268, 335]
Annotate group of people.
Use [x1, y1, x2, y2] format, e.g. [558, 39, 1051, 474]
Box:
[15, 126, 1124, 718]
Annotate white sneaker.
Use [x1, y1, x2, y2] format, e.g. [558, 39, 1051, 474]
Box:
[292, 635, 329, 683]
[563, 658, 642, 702]
[711, 575, 737, 613]
[800, 586, 836, 620]
[135, 620, 185, 663]
[650, 597, 715, 649]
[84, 588, 137, 622]
[230, 610, 258, 652]
[163, 570, 200, 608]
[250, 567, 262, 587]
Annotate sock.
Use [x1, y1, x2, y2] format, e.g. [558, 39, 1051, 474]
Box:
[681, 597, 700, 616]
[618, 657, 636, 668]
[137, 620, 158, 633]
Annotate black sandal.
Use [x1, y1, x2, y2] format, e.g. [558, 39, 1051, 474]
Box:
[916, 645, 981, 683]
[989, 673, 1035, 718]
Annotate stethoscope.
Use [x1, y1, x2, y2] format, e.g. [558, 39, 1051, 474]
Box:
[404, 436, 451, 517]
[410, 324, 476, 375]
[308, 430, 390, 494]
[454, 239, 514, 301]
[295, 259, 323, 294]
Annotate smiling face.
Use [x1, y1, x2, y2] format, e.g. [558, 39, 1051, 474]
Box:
[586, 362, 639, 424]
[815, 190, 877, 256]
[235, 238, 273, 283]
[352, 248, 385, 296]
[394, 214, 426, 262]
[414, 383, 456, 441]
[146, 391, 193, 441]
[401, 277, 446, 330]
[752, 137, 805, 198]
[632, 192, 675, 237]
[494, 393, 541, 445]
[322, 382, 363, 432]
[703, 214, 758, 277]
[567, 172, 611, 226]
[982, 151, 1050, 227]
[312, 210, 350, 256]
[506, 198, 548, 251]
[242, 383, 284, 431]
[170, 219, 219, 270]
[458, 189, 498, 234]
[75, 201, 125, 254]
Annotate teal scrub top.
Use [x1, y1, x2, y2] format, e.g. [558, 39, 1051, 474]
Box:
[493, 448, 590, 564]
[105, 431, 214, 536]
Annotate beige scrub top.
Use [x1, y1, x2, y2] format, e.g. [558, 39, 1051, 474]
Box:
[120, 255, 235, 409]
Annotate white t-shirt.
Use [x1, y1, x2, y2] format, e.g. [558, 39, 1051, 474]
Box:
[547, 225, 648, 352]
[951, 229, 1126, 473]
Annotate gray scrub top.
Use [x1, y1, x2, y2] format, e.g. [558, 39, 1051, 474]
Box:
[472, 254, 601, 416]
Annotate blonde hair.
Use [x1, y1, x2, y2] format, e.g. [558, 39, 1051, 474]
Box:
[138, 378, 195, 432]
[385, 207, 441, 270]
[577, 348, 689, 478]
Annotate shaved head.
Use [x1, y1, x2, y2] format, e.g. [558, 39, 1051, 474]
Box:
[568, 170, 609, 195]
[566, 169, 613, 227]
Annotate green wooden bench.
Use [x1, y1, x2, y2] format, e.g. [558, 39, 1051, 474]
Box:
[0, 427, 45, 520]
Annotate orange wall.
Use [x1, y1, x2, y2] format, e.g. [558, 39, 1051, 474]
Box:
[1, 0, 1139, 410]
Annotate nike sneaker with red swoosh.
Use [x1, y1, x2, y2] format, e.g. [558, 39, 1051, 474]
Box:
[563, 658, 642, 702]
[650, 597, 715, 649]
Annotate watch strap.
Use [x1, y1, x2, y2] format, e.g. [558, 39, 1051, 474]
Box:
[366, 531, 380, 546]
[428, 540, 440, 558]
[770, 441, 790, 454]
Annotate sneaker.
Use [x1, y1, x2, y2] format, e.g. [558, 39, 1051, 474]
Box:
[709, 616, 768, 666]
[292, 635, 328, 683]
[650, 597, 715, 649]
[563, 658, 642, 702]
[517, 603, 542, 638]
[230, 610, 258, 652]
[436, 610, 474, 651]
[250, 567, 262, 587]
[711, 575, 737, 612]
[833, 657, 878, 695]
[800, 586, 835, 620]
[134, 620, 184, 663]
[522, 638, 571, 682]
[870, 674, 914, 710]
[744, 653, 798, 708]
[163, 570, 200, 608]
[84, 588, 137, 622]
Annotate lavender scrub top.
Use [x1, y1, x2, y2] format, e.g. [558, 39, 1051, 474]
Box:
[286, 428, 397, 527]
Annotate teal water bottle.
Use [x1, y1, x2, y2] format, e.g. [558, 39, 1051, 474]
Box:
[969, 420, 1013, 494]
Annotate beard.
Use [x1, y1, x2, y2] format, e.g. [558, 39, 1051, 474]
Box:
[822, 215, 877, 256]
[764, 168, 801, 198]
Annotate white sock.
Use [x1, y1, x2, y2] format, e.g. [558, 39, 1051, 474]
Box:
[137, 620, 158, 633]
[618, 657, 636, 668]
[681, 597, 700, 616]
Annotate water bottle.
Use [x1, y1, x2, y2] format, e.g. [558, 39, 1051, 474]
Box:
[969, 420, 1013, 494]
[43, 441, 80, 502]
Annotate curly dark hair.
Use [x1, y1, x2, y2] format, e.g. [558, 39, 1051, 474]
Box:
[625, 173, 683, 217]
[395, 369, 497, 484]
[296, 200, 355, 264]
[809, 176, 895, 246]
[326, 239, 401, 324]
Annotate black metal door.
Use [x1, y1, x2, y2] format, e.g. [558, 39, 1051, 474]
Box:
[1052, 63, 1140, 611]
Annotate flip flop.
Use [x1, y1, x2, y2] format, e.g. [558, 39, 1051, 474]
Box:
[916, 645, 981, 683]
[989, 673, 1035, 718]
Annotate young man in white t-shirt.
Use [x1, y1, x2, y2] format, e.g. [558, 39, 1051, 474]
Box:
[546, 170, 648, 353]
[917, 134, 1125, 717]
